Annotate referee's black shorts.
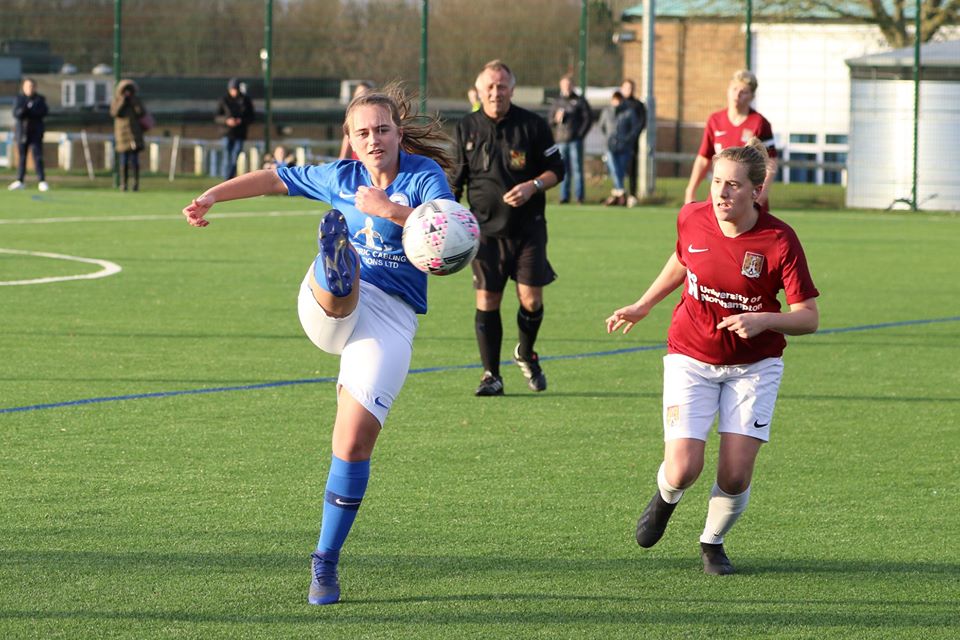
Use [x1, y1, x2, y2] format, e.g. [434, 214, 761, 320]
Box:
[471, 221, 557, 292]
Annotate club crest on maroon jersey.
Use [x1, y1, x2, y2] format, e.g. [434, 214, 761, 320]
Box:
[741, 252, 764, 278]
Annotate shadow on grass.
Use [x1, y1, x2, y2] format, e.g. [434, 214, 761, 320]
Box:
[0, 551, 956, 628]
[4, 548, 958, 573]
[779, 393, 960, 404]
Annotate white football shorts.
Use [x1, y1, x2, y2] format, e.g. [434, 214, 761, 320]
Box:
[661, 353, 784, 442]
[298, 267, 418, 427]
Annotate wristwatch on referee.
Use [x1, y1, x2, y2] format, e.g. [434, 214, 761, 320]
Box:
[532, 178, 544, 192]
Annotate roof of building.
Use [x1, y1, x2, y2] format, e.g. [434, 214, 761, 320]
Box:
[846, 39, 960, 68]
[622, 1, 915, 21]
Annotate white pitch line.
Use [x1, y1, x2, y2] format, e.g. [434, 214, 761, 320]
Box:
[0, 210, 320, 225]
[0, 248, 122, 286]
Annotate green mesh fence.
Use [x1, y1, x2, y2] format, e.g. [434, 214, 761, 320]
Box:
[0, 0, 629, 99]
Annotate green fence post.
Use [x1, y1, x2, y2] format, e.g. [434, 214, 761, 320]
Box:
[263, 0, 273, 156]
[420, 0, 429, 113]
[113, 0, 121, 188]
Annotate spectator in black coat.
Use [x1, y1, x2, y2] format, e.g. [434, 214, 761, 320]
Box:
[620, 79, 648, 207]
[9, 78, 49, 192]
[216, 78, 255, 179]
[599, 91, 643, 206]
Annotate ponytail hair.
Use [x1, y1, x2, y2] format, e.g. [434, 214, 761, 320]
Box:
[343, 81, 454, 172]
[714, 137, 769, 186]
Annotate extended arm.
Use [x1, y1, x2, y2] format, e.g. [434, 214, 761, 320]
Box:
[684, 155, 711, 204]
[606, 252, 687, 334]
[182, 169, 288, 227]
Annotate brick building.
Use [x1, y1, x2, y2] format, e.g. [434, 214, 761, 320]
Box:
[614, 2, 951, 183]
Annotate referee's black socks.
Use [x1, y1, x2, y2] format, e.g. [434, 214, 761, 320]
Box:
[517, 304, 544, 359]
[475, 309, 503, 376]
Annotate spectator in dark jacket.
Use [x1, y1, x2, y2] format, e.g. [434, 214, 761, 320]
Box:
[599, 91, 642, 206]
[548, 74, 592, 204]
[620, 79, 647, 207]
[216, 78, 255, 179]
[8, 78, 49, 192]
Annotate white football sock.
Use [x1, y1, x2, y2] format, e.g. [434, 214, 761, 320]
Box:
[699, 482, 751, 544]
[657, 461, 684, 504]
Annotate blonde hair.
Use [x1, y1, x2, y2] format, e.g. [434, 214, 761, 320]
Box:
[731, 69, 758, 93]
[714, 137, 769, 186]
[342, 81, 454, 172]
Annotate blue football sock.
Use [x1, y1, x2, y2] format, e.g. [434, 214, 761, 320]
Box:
[316, 455, 370, 556]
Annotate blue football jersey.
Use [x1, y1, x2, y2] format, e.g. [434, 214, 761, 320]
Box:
[277, 151, 454, 314]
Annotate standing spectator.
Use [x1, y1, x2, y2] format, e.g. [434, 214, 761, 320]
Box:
[338, 81, 373, 160]
[599, 90, 642, 207]
[685, 69, 777, 209]
[216, 78, 255, 179]
[548, 74, 592, 205]
[8, 77, 49, 192]
[110, 79, 148, 192]
[450, 60, 564, 396]
[606, 138, 819, 575]
[619, 79, 647, 207]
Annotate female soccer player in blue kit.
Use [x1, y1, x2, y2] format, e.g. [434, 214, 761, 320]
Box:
[182, 84, 455, 605]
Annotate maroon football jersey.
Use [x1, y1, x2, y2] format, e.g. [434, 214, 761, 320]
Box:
[667, 201, 819, 365]
[697, 109, 777, 160]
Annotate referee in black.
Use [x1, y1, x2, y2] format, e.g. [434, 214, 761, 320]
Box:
[450, 60, 565, 396]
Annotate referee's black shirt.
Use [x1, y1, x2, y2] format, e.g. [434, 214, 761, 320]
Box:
[450, 105, 565, 237]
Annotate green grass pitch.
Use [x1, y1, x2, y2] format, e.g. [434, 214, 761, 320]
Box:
[1, 187, 958, 639]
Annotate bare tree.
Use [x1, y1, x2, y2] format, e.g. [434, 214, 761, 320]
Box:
[761, 0, 959, 47]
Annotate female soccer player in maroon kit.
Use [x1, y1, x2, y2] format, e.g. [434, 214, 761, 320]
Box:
[684, 70, 777, 209]
[606, 138, 819, 575]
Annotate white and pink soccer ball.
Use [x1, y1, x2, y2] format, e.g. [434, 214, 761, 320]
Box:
[402, 199, 480, 275]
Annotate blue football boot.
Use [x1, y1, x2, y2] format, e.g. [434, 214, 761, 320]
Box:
[308, 551, 341, 605]
[317, 209, 357, 298]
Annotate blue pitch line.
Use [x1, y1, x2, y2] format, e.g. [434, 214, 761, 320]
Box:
[1, 376, 336, 415]
[3, 315, 959, 415]
[812, 315, 960, 335]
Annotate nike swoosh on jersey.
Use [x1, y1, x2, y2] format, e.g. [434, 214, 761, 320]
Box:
[714, 130, 726, 136]
[688, 245, 709, 253]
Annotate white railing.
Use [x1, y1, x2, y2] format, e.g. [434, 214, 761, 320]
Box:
[3, 131, 847, 186]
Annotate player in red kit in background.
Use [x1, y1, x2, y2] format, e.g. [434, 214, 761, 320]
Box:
[685, 70, 777, 212]
[607, 138, 818, 575]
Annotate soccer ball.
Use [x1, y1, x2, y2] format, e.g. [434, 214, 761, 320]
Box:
[402, 199, 480, 275]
